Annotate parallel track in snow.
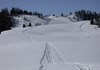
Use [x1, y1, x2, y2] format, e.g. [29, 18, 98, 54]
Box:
[75, 64, 91, 70]
[22, 27, 33, 42]
[39, 42, 91, 70]
[39, 43, 54, 70]
[39, 42, 64, 70]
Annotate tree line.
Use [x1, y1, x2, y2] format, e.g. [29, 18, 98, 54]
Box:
[75, 10, 100, 20]
[0, 8, 100, 33]
[75, 10, 100, 27]
[10, 7, 43, 17]
[0, 7, 44, 33]
[0, 8, 12, 32]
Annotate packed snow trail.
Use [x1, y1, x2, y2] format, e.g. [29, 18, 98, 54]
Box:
[39, 42, 64, 70]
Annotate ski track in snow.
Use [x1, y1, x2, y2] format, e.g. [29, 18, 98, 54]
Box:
[75, 64, 91, 70]
[49, 42, 64, 63]
[22, 18, 52, 42]
[22, 27, 33, 42]
[39, 42, 65, 70]
[79, 22, 90, 38]
[39, 42, 92, 70]
[39, 43, 53, 70]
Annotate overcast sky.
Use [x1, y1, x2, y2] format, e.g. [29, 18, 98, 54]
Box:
[0, 0, 100, 14]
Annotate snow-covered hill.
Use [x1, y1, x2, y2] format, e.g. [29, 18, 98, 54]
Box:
[0, 15, 100, 70]
[13, 15, 47, 28]
[12, 14, 77, 27]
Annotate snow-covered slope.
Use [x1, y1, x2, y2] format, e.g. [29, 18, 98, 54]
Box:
[13, 15, 46, 28]
[0, 15, 100, 70]
[47, 14, 78, 25]
[67, 14, 78, 22]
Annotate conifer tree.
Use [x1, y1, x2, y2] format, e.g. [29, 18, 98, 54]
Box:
[23, 24, 26, 28]
[28, 23, 32, 27]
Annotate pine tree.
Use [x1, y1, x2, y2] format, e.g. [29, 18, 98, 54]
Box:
[0, 8, 12, 31]
[90, 18, 94, 25]
[28, 23, 32, 27]
[61, 13, 64, 16]
[23, 10, 28, 15]
[23, 24, 26, 28]
[29, 12, 32, 15]
[53, 14, 55, 16]
[10, 7, 23, 16]
[70, 12, 72, 15]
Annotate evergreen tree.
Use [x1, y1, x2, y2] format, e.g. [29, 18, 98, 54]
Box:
[10, 7, 23, 16]
[28, 23, 32, 27]
[23, 24, 26, 28]
[23, 10, 29, 15]
[70, 12, 72, 15]
[90, 18, 94, 25]
[61, 13, 64, 16]
[0, 8, 12, 31]
[53, 14, 55, 16]
[29, 12, 32, 15]
[75, 10, 100, 20]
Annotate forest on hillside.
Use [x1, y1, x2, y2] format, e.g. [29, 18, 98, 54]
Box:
[0, 7, 100, 32]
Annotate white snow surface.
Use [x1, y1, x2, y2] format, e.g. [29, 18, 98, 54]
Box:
[0, 15, 100, 70]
